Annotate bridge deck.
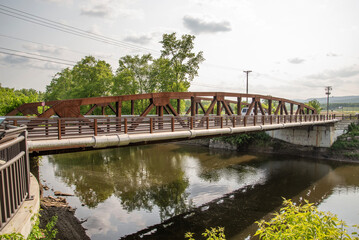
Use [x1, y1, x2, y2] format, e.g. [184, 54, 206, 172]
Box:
[5, 114, 340, 155]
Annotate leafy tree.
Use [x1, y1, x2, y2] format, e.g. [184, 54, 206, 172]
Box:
[158, 33, 205, 92]
[45, 56, 113, 101]
[113, 54, 154, 95]
[306, 99, 322, 114]
[255, 199, 359, 240]
[0, 84, 43, 116]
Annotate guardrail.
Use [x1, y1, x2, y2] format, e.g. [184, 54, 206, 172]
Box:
[0, 126, 30, 231]
[4, 114, 336, 141]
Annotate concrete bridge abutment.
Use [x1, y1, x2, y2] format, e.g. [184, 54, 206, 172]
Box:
[267, 123, 337, 148]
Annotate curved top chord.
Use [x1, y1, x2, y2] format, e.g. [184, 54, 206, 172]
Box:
[6, 92, 316, 118]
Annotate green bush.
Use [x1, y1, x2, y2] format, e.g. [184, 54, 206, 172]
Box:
[0, 215, 58, 240]
[255, 199, 359, 240]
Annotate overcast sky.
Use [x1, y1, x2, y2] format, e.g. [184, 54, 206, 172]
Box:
[1, 0, 358, 100]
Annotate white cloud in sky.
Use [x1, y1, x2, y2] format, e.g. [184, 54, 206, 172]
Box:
[124, 33, 153, 45]
[307, 65, 359, 80]
[80, 0, 144, 19]
[183, 15, 232, 34]
[288, 58, 305, 64]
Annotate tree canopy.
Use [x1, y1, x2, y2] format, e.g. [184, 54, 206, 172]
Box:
[45, 32, 204, 102]
[0, 84, 43, 116]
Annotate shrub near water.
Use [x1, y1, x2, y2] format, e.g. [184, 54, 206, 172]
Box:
[255, 199, 359, 240]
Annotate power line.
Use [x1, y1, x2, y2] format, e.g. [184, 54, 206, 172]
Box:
[0, 47, 77, 64]
[0, 51, 74, 66]
[0, 3, 160, 55]
[0, 33, 92, 57]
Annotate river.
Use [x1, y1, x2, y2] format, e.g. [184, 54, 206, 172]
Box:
[38, 143, 359, 239]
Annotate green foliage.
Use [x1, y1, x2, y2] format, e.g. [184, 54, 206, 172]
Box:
[255, 199, 359, 240]
[45, 56, 113, 101]
[185, 227, 226, 240]
[0, 215, 58, 240]
[214, 132, 271, 147]
[331, 123, 359, 151]
[306, 99, 322, 113]
[158, 33, 205, 92]
[0, 83, 43, 116]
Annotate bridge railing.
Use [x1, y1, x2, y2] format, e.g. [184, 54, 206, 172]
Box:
[0, 126, 30, 231]
[4, 114, 335, 141]
[334, 114, 359, 121]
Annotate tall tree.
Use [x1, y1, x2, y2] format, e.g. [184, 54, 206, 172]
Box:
[45, 56, 113, 101]
[112, 54, 154, 96]
[158, 33, 205, 92]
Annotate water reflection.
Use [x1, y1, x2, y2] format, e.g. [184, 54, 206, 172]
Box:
[39, 143, 359, 240]
[47, 145, 192, 220]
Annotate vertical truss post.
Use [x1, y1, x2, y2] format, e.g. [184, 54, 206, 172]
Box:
[237, 97, 241, 115]
[58, 119, 61, 140]
[177, 99, 181, 115]
[191, 97, 196, 116]
[131, 100, 134, 115]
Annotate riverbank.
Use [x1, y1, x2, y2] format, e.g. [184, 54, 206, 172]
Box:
[39, 195, 90, 240]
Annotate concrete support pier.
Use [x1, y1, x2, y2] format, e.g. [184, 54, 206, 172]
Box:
[268, 124, 336, 148]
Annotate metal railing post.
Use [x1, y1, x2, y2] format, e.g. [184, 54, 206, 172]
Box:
[150, 118, 153, 133]
[171, 117, 175, 132]
[94, 119, 98, 136]
[124, 118, 128, 134]
[57, 119, 61, 140]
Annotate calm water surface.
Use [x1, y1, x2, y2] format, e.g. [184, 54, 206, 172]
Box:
[39, 143, 359, 239]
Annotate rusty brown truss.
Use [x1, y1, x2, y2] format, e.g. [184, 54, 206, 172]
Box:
[7, 92, 317, 118]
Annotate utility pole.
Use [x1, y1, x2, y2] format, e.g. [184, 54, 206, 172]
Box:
[325, 86, 332, 116]
[243, 70, 252, 102]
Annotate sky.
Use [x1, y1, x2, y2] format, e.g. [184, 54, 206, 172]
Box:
[0, 0, 359, 100]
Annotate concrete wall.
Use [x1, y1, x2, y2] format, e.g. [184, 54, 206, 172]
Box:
[267, 124, 336, 148]
[268, 119, 359, 148]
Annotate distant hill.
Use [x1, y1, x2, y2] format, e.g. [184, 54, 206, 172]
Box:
[295, 96, 359, 104]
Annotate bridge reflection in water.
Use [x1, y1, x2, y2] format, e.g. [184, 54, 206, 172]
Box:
[38, 143, 359, 240]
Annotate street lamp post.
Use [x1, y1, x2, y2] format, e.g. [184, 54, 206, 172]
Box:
[325, 86, 332, 116]
[243, 70, 252, 102]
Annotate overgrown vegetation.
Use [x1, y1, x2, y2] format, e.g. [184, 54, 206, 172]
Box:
[255, 199, 359, 240]
[213, 132, 271, 148]
[331, 123, 359, 160]
[0, 215, 58, 240]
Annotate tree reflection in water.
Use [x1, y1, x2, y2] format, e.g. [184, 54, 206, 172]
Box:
[47, 144, 192, 220]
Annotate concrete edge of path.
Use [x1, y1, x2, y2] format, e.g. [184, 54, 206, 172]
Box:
[0, 174, 40, 238]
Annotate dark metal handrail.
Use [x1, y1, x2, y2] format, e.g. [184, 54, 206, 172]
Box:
[0, 126, 30, 231]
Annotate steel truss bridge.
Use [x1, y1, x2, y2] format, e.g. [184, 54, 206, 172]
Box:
[5, 92, 338, 154]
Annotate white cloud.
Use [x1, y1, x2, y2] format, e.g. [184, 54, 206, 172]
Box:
[326, 52, 339, 57]
[39, 0, 73, 5]
[123, 33, 154, 45]
[288, 58, 305, 64]
[307, 65, 359, 80]
[81, 3, 112, 18]
[183, 15, 232, 34]
[22, 44, 63, 55]
[80, 0, 144, 19]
